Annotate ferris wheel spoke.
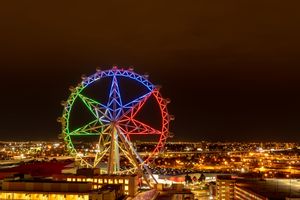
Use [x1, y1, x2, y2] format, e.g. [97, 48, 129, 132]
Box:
[68, 120, 109, 136]
[115, 140, 136, 168]
[78, 93, 111, 121]
[119, 91, 153, 120]
[106, 75, 123, 120]
[93, 125, 113, 167]
[93, 146, 110, 168]
[115, 127, 153, 185]
[118, 118, 161, 135]
[96, 127, 112, 149]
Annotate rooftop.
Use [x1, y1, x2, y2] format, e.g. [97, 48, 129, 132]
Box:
[236, 178, 300, 200]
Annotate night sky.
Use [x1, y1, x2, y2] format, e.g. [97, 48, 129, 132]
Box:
[1, 1, 300, 141]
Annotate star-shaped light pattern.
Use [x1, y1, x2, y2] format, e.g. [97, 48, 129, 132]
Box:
[60, 67, 172, 173]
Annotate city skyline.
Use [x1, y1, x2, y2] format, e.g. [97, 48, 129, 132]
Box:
[1, 1, 300, 141]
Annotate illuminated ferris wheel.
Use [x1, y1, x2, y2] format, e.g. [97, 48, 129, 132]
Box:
[59, 66, 173, 178]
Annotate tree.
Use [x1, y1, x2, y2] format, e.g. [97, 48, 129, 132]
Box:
[185, 174, 192, 184]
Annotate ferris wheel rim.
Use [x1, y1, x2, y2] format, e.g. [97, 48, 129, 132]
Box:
[61, 67, 170, 172]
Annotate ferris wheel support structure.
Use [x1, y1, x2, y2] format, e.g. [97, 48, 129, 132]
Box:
[60, 66, 173, 186]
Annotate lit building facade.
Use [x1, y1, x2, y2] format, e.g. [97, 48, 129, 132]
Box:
[53, 173, 138, 197]
[0, 180, 125, 200]
[0, 181, 90, 200]
[216, 175, 235, 200]
[234, 185, 267, 200]
[0, 192, 88, 200]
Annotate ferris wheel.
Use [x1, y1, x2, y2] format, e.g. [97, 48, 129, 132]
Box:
[59, 66, 173, 177]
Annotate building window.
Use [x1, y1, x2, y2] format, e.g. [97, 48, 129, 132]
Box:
[87, 178, 92, 182]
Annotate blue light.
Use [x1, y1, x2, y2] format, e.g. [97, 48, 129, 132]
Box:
[81, 68, 155, 121]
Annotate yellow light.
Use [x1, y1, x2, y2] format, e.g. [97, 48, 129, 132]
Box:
[259, 166, 265, 172]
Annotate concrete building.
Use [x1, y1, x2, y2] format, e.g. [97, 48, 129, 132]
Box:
[234, 185, 267, 200]
[0, 179, 124, 200]
[0, 191, 88, 200]
[235, 179, 300, 200]
[90, 184, 124, 200]
[0, 180, 90, 200]
[215, 177, 300, 200]
[216, 175, 235, 200]
[53, 173, 138, 197]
